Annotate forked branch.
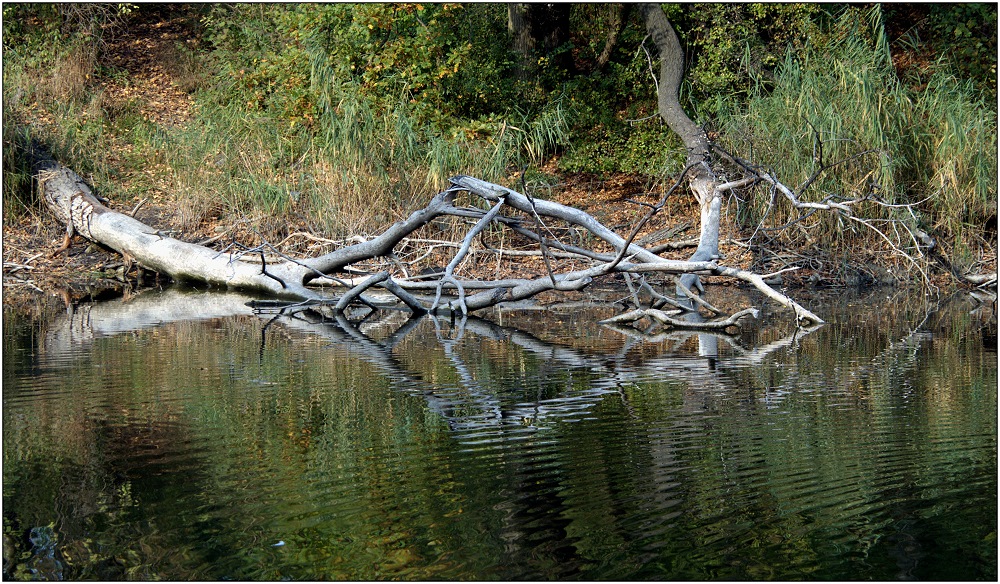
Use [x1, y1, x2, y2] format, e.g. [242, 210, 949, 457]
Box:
[37, 147, 825, 328]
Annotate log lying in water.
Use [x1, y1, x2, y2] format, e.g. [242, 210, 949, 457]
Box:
[34, 147, 824, 326]
[34, 148, 311, 299]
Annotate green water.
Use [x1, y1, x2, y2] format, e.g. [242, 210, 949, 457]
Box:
[3, 287, 996, 580]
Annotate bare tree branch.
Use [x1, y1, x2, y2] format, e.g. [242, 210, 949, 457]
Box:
[36, 144, 827, 327]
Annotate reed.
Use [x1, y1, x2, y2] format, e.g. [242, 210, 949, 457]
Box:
[714, 6, 996, 269]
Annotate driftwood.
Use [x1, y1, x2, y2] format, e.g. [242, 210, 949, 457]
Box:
[35, 144, 826, 328]
[24, 2, 996, 339]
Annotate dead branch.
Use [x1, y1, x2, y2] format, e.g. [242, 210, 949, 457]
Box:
[335, 272, 389, 312]
[36, 145, 827, 327]
[600, 307, 759, 330]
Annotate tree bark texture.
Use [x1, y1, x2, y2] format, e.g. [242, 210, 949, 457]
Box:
[638, 3, 721, 294]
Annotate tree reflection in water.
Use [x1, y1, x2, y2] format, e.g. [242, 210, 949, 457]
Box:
[3, 286, 996, 580]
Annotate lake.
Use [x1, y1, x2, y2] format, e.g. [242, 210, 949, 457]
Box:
[3, 286, 996, 580]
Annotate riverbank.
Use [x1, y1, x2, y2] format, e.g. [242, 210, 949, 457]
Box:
[3, 6, 994, 315]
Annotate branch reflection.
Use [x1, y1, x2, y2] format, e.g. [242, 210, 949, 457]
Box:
[39, 287, 829, 437]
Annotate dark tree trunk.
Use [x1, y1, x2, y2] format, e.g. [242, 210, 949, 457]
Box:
[508, 3, 532, 80]
[508, 3, 574, 82]
[596, 4, 632, 71]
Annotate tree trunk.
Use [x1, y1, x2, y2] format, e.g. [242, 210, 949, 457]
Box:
[507, 3, 574, 82]
[32, 146, 449, 302]
[508, 3, 533, 81]
[638, 3, 720, 294]
[596, 4, 632, 71]
[35, 156, 309, 299]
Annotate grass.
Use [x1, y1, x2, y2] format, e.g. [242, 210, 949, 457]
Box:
[2, 6, 570, 245]
[713, 6, 997, 272]
[154, 49, 571, 239]
[1, 104, 36, 220]
[2, 4, 993, 279]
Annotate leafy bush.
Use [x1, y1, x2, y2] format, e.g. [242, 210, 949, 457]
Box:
[926, 4, 997, 101]
[662, 3, 822, 119]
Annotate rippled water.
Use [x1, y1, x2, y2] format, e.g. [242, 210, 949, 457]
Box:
[3, 287, 996, 580]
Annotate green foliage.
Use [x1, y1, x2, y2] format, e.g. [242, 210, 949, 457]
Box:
[162, 3, 570, 236]
[713, 6, 997, 266]
[557, 7, 681, 176]
[2, 3, 134, 69]
[2, 5, 62, 65]
[558, 119, 683, 177]
[662, 3, 822, 119]
[559, 3, 822, 175]
[200, 4, 519, 130]
[882, 5, 997, 103]
[926, 4, 997, 101]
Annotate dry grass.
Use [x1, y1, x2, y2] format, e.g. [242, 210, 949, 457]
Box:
[47, 43, 98, 104]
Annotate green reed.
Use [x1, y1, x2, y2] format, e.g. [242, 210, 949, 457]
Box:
[714, 6, 996, 271]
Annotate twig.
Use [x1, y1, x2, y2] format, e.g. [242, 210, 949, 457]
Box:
[639, 35, 659, 94]
[130, 198, 147, 218]
[600, 307, 759, 330]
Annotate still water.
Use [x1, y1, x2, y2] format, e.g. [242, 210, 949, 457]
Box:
[3, 287, 996, 580]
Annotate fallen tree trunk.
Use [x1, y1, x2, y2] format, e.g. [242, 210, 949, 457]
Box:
[34, 146, 824, 326]
[34, 148, 319, 299]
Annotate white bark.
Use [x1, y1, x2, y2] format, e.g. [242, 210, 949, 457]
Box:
[35, 149, 825, 326]
[638, 4, 725, 296]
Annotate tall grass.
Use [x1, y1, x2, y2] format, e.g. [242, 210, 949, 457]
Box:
[159, 37, 571, 238]
[1, 38, 115, 220]
[714, 6, 997, 270]
[2, 103, 36, 220]
[157, 72, 569, 239]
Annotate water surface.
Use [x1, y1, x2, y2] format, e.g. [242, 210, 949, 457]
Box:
[3, 287, 996, 580]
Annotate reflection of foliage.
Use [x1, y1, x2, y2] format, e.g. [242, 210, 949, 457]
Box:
[2, 292, 996, 579]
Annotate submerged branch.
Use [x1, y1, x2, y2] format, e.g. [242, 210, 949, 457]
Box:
[600, 307, 759, 330]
